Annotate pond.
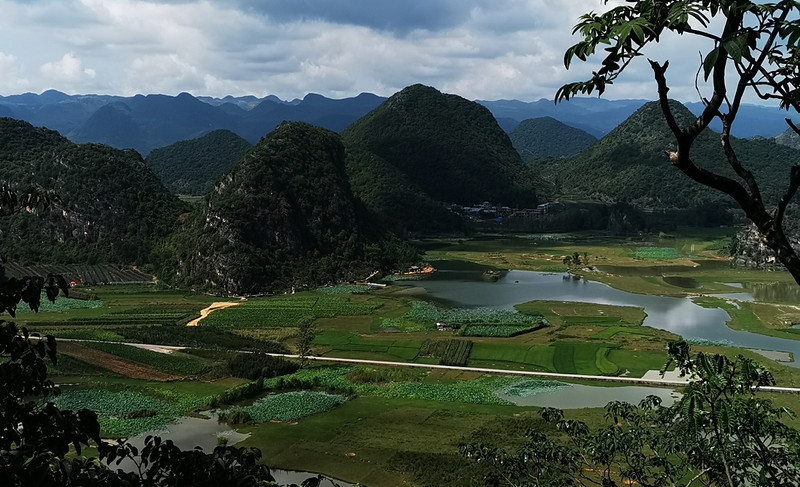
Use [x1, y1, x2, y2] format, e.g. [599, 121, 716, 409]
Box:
[112, 412, 355, 486]
[396, 260, 800, 366]
[497, 382, 678, 409]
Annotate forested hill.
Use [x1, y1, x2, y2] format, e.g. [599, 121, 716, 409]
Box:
[145, 129, 252, 195]
[510, 117, 597, 159]
[159, 122, 416, 295]
[342, 84, 540, 231]
[0, 118, 187, 265]
[534, 101, 800, 208]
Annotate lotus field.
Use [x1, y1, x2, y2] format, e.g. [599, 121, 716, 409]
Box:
[222, 391, 346, 423]
[53, 389, 211, 437]
[382, 301, 546, 336]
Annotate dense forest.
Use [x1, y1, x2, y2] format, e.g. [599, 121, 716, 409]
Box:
[157, 122, 417, 295]
[343, 84, 540, 207]
[510, 116, 597, 159]
[0, 118, 187, 265]
[145, 129, 252, 195]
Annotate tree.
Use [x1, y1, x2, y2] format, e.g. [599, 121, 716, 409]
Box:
[557, 0, 800, 285]
[462, 340, 800, 486]
[297, 319, 315, 367]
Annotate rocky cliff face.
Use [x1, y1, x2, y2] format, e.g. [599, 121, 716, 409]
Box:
[732, 222, 800, 270]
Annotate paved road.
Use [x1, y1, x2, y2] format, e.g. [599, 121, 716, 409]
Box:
[266, 353, 800, 394]
[57, 339, 800, 394]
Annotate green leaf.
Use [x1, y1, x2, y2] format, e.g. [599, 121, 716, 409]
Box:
[703, 47, 719, 81]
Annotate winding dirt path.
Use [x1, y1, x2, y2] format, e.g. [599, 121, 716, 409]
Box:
[186, 300, 243, 327]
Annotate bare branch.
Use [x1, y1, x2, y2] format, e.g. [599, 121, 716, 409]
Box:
[775, 165, 800, 230]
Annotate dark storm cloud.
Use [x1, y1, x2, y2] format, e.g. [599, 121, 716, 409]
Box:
[235, 0, 492, 34]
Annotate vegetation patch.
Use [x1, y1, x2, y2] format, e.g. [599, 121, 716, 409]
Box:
[201, 294, 380, 328]
[632, 247, 678, 259]
[420, 339, 473, 366]
[314, 331, 422, 361]
[315, 284, 371, 295]
[227, 353, 300, 380]
[381, 300, 546, 335]
[82, 342, 211, 376]
[52, 388, 209, 437]
[221, 391, 346, 423]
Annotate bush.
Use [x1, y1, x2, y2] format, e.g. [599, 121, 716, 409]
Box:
[227, 353, 300, 381]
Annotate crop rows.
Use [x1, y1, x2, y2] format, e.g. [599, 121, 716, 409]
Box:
[223, 391, 346, 423]
[421, 339, 473, 366]
[314, 331, 421, 360]
[202, 294, 380, 328]
[633, 247, 678, 259]
[4, 263, 153, 284]
[82, 342, 211, 375]
[14, 293, 102, 313]
[315, 284, 371, 295]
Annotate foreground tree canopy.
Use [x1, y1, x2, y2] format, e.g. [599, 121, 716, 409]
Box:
[463, 342, 800, 486]
[557, 0, 800, 284]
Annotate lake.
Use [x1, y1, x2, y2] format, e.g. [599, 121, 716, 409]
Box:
[397, 260, 800, 366]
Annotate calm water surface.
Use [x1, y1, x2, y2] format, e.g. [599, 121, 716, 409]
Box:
[400, 261, 800, 365]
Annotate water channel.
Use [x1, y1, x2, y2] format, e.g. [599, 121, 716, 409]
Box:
[396, 260, 800, 366]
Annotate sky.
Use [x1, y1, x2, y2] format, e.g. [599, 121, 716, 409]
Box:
[0, 0, 735, 102]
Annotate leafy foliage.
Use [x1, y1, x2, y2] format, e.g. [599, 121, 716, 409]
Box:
[145, 129, 251, 195]
[343, 84, 541, 232]
[510, 117, 597, 159]
[0, 118, 187, 266]
[463, 341, 800, 486]
[219, 391, 345, 423]
[557, 0, 800, 283]
[227, 352, 300, 380]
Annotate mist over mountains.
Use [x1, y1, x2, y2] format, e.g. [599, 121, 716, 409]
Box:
[0, 89, 793, 156]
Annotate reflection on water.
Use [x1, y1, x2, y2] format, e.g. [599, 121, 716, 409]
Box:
[497, 384, 677, 408]
[662, 276, 702, 289]
[396, 263, 800, 366]
[743, 281, 800, 303]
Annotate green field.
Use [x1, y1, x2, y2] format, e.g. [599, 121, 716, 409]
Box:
[15, 232, 800, 487]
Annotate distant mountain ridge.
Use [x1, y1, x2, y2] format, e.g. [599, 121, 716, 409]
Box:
[510, 117, 597, 159]
[1, 89, 793, 157]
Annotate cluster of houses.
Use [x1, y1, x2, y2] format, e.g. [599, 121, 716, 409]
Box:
[448, 201, 564, 222]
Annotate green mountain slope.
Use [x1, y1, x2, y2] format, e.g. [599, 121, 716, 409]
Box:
[510, 117, 597, 159]
[535, 101, 800, 208]
[0, 118, 186, 265]
[146, 129, 252, 195]
[160, 122, 416, 295]
[342, 84, 540, 218]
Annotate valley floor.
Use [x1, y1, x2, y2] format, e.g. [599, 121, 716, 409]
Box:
[22, 230, 800, 487]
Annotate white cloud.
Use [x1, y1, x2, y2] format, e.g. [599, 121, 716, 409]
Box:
[0, 52, 29, 91]
[0, 0, 780, 105]
[40, 53, 96, 83]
